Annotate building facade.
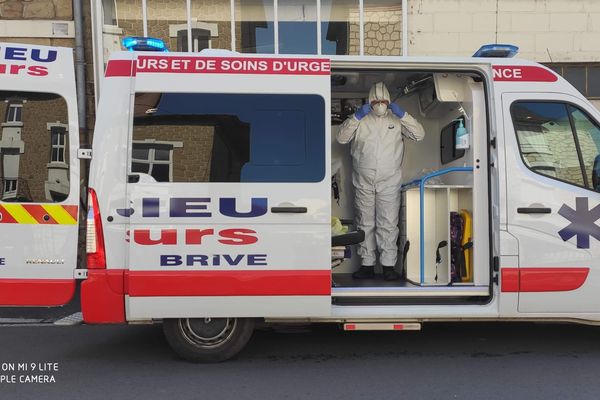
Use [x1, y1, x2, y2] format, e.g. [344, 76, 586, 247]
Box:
[87, 0, 600, 109]
[408, 0, 600, 109]
[0, 1, 598, 174]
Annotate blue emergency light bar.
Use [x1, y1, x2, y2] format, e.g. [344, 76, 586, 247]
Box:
[473, 44, 519, 58]
[122, 36, 168, 52]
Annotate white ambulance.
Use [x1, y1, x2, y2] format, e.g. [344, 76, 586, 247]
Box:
[2, 40, 600, 362]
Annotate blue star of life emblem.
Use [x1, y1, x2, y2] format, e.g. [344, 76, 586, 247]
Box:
[558, 197, 600, 249]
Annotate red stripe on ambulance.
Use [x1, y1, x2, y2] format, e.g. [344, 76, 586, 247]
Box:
[0, 279, 75, 306]
[134, 56, 331, 76]
[105, 59, 136, 77]
[127, 270, 331, 296]
[501, 268, 519, 292]
[501, 267, 589, 292]
[520, 268, 589, 292]
[492, 66, 558, 82]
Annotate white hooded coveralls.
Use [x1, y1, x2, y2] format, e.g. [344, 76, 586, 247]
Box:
[337, 82, 425, 266]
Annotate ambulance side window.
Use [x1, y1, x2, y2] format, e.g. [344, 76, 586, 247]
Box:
[131, 92, 325, 183]
[568, 106, 600, 192]
[0, 91, 70, 203]
[512, 101, 600, 192]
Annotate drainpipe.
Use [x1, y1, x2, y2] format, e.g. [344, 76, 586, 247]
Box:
[73, 0, 87, 142]
[73, 0, 89, 216]
[402, 0, 408, 56]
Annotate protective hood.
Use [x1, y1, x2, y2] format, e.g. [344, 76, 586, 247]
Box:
[368, 82, 391, 117]
[368, 82, 391, 104]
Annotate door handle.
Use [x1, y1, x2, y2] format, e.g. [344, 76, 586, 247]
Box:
[517, 207, 551, 214]
[271, 207, 308, 213]
[128, 174, 140, 183]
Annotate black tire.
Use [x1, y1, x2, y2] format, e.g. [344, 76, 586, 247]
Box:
[163, 317, 255, 363]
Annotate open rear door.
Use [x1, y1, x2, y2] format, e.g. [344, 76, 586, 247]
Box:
[124, 54, 332, 319]
[0, 43, 80, 306]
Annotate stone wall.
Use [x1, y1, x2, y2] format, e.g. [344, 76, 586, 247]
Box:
[408, 0, 600, 61]
[0, 0, 72, 19]
[364, 6, 402, 56]
[346, 6, 403, 56]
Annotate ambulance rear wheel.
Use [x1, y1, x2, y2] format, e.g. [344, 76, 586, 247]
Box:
[163, 317, 254, 363]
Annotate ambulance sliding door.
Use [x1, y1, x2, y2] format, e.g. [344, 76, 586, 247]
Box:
[0, 45, 80, 306]
[125, 56, 331, 319]
[503, 92, 600, 314]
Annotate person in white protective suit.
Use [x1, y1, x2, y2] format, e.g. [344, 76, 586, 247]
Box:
[337, 82, 425, 280]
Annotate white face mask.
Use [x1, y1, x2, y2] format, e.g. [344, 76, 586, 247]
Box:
[373, 103, 388, 117]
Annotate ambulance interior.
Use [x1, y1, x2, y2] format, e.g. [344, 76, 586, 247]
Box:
[330, 69, 491, 303]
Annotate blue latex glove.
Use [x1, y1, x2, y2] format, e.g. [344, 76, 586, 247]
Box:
[389, 102, 406, 118]
[354, 103, 372, 120]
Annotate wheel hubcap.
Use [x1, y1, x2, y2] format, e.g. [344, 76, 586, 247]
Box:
[179, 318, 237, 349]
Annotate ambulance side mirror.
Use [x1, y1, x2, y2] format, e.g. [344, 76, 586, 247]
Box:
[592, 155, 600, 192]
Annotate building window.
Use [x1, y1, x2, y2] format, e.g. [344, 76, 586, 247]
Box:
[547, 64, 600, 99]
[176, 28, 211, 52]
[278, 0, 318, 54]
[5, 103, 22, 123]
[2, 179, 17, 200]
[99, 0, 401, 57]
[321, 0, 359, 55]
[132, 140, 179, 183]
[237, 0, 275, 53]
[102, 0, 118, 26]
[50, 126, 67, 163]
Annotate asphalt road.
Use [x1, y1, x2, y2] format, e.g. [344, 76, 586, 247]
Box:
[1, 321, 600, 400]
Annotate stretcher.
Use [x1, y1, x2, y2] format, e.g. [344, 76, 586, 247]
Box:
[460, 209, 473, 282]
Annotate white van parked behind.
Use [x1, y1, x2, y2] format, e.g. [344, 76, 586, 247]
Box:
[2, 40, 600, 362]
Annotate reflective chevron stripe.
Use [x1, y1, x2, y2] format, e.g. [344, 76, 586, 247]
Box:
[0, 204, 78, 225]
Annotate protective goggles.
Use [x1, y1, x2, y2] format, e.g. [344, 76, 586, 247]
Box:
[370, 100, 390, 106]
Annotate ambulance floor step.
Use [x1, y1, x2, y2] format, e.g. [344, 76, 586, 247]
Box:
[332, 274, 489, 297]
[53, 312, 83, 326]
[333, 274, 417, 288]
[343, 322, 421, 331]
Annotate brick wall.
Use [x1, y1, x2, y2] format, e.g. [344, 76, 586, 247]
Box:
[408, 0, 600, 61]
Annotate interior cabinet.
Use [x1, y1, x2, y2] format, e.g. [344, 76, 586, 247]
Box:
[401, 185, 473, 286]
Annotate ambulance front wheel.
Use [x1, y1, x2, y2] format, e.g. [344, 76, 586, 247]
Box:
[163, 317, 255, 363]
